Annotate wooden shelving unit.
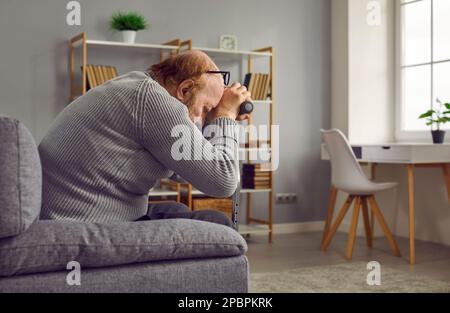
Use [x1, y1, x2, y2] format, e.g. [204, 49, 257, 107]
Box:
[148, 180, 182, 204]
[246, 46, 275, 242]
[68, 32, 275, 242]
[176, 46, 275, 242]
[69, 32, 190, 102]
[192, 46, 272, 60]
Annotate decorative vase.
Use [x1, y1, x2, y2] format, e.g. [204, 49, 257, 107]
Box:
[121, 30, 136, 44]
[431, 130, 446, 144]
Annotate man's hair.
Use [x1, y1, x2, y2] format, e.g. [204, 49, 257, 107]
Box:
[149, 51, 213, 89]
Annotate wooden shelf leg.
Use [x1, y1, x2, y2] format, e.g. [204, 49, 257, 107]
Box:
[321, 186, 338, 246]
[187, 184, 193, 210]
[269, 191, 273, 243]
[69, 42, 74, 102]
[246, 194, 252, 225]
[81, 32, 87, 95]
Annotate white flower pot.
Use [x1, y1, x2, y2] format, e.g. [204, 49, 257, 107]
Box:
[121, 30, 137, 44]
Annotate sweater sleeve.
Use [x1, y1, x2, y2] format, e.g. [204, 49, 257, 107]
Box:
[136, 79, 240, 198]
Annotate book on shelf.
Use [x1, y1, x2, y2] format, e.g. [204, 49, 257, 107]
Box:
[243, 170, 271, 178]
[95, 65, 105, 84]
[240, 140, 271, 149]
[82, 65, 119, 90]
[242, 177, 270, 183]
[242, 176, 271, 182]
[253, 74, 262, 100]
[109, 66, 118, 79]
[86, 65, 97, 88]
[242, 180, 271, 189]
[243, 73, 271, 100]
[101, 66, 110, 81]
[241, 163, 272, 189]
[242, 163, 272, 172]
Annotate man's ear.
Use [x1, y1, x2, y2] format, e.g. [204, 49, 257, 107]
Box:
[176, 79, 195, 101]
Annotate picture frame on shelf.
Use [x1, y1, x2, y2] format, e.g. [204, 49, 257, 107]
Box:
[219, 34, 238, 51]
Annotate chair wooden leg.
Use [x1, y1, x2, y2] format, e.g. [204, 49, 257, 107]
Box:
[368, 196, 401, 257]
[321, 186, 338, 246]
[370, 210, 375, 238]
[322, 195, 354, 251]
[370, 163, 377, 238]
[346, 197, 361, 260]
[361, 197, 373, 248]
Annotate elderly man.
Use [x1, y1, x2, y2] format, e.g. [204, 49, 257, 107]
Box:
[39, 50, 251, 226]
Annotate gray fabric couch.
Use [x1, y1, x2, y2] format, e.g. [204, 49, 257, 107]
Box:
[0, 115, 249, 293]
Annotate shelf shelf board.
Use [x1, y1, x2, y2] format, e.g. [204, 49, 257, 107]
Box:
[72, 39, 272, 58]
[181, 188, 271, 196]
[193, 46, 272, 58]
[188, 189, 206, 196]
[148, 188, 179, 197]
[238, 224, 270, 235]
[73, 39, 179, 51]
[239, 147, 272, 153]
[252, 100, 272, 105]
[240, 188, 272, 194]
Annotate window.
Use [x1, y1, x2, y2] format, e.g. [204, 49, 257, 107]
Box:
[398, 0, 450, 137]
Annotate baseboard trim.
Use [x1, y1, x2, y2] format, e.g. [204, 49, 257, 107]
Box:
[272, 221, 325, 234]
[253, 221, 381, 237]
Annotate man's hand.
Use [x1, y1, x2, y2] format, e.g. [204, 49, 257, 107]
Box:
[207, 82, 252, 122]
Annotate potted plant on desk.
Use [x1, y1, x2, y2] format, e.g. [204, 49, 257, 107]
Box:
[419, 99, 450, 144]
[110, 11, 149, 44]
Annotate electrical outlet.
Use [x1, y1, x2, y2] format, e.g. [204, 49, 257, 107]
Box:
[290, 193, 298, 203]
[276, 193, 298, 204]
[276, 193, 286, 203]
[286, 193, 298, 203]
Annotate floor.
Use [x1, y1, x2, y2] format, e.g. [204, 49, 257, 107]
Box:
[245, 231, 450, 283]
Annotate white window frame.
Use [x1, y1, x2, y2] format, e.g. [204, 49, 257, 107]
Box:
[395, 0, 450, 142]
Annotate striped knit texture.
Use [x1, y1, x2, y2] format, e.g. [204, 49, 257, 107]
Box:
[39, 71, 239, 223]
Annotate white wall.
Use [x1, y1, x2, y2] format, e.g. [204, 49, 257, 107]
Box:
[332, 0, 394, 143]
[331, 0, 450, 247]
[348, 0, 395, 143]
[331, 0, 349, 135]
[0, 0, 332, 225]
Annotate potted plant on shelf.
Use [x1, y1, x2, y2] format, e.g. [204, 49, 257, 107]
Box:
[109, 11, 149, 44]
[419, 99, 450, 144]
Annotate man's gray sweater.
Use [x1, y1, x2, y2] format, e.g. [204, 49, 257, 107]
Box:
[39, 71, 239, 223]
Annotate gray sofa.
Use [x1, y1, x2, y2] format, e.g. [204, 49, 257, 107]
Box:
[0, 115, 249, 293]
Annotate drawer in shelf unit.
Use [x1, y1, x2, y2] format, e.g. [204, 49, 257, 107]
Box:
[192, 198, 233, 219]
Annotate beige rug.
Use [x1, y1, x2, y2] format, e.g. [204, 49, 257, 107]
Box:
[250, 262, 450, 293]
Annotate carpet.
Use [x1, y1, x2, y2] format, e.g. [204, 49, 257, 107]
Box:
[250, 262, 450, 293]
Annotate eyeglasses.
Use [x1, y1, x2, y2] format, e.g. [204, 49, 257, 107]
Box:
[206, 70, 230, 86]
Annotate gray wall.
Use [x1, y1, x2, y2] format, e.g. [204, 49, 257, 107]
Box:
[0, 0, 331, 224]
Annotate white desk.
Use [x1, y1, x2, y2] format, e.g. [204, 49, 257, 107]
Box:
[321, 143, 450, 265]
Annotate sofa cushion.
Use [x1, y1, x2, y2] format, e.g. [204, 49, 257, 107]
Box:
[0, 256, 249, 293]
[0, 219, 247, 277]
[0, 116, 42, 238]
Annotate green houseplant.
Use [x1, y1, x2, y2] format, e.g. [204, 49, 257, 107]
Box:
[109, 11, 149, 44]
[419, 99, 450, 144]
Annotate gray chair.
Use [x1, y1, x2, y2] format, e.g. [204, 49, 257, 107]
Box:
[0, 115, 249, 293]
[320, 129, 401, 260]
